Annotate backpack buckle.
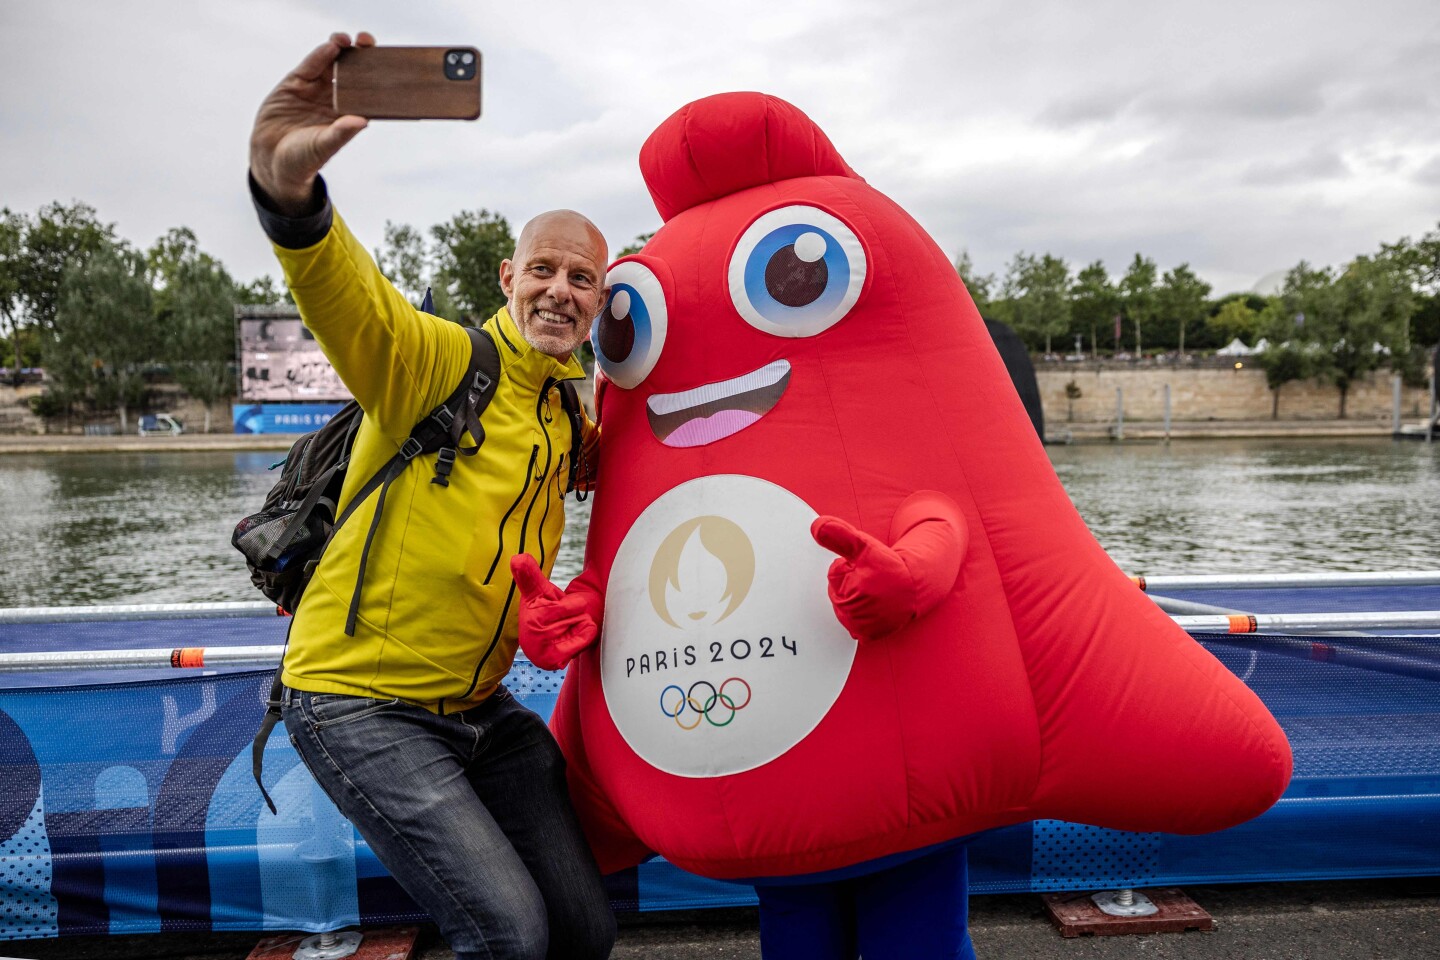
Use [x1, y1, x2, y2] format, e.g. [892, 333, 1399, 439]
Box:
[431, 405, 455, 430]
[473, 370, 493, 393]
[431, 447, 457, 487]
[399, 437, 424, 461]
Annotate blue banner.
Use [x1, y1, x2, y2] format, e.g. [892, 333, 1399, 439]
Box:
[1, 609, 1438, 940]
[233, 404, 347, 435]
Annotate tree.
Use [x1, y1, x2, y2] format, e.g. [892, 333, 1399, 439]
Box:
[1002, 253, 1071, 353]
[235, 274, 287, 306]
[1207, 298, 1262, 345]
[619, 232, 657, 258]
[16, 201, 116, 341]
[377, 221, 431, 305]
[1071, 260, 1117, 357]
[51, 242, 156, 431]
[1324, 254, 1413, 417]
[1158, 263, 1211, 356]
[1119, 254, 1158, 356]
[1257, 344, 1312, 420]
[0, 209, 28, 383]
[953, 248, 995, 315]
[431, 209, 514, 323]
[168, 257, 237, 432]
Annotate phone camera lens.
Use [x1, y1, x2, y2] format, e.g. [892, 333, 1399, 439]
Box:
[462, 52, 475, 65]
[447, 52, 460, 64]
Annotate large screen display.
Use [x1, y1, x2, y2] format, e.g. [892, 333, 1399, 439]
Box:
[236, 310, 350, 403]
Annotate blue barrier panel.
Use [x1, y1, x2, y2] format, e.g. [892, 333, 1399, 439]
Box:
[1, 614, 1438, 939]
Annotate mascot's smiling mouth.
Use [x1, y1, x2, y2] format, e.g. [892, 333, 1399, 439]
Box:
[647, 360, 791, 447]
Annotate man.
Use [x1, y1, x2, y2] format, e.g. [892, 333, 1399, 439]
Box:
[249, 32, 615, 960]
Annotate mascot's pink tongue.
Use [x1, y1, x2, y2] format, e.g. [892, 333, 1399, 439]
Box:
[664, 410, 763, 447]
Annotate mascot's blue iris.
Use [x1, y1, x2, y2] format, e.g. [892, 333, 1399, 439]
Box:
[742, 224, 849, 328]
[597, 283, 651, 368]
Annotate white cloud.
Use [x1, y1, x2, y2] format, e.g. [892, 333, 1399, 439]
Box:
[1, 0, 1437, 298]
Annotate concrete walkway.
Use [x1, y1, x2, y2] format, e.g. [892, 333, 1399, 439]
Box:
[0, 418, 1425, 455]
[6, 878, 1437, 959]
[1051, 418, 1416, 443]
[0, 433, 292, 454]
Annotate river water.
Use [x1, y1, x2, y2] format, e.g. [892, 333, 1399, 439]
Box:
[0, 438, 1434, 608]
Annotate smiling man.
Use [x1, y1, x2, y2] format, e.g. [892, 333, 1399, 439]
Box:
[247, 31, 614, 960]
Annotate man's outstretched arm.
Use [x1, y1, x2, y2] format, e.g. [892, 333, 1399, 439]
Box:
[250, 32, 372, 216]
[248, 32, 469, 435]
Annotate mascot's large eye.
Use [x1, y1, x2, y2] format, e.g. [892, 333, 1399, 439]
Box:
[728, 205, 867, 337]
[594, 260, 668, 389]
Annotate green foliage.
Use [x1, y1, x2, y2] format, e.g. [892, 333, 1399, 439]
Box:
[1119, 254, 1158, 354]
[1158, 263, 1212, 355]
[431, 209, 515, 323]
[234, 274, 287, 306]
[619, 232, 657, 258]
[1208, 299, 1262, 344]
[1070, 260, 1117, 354]
[1003, 252, 1071, 353]
[953, 249, 995, 315]
[51, 241, 156, 430]
[168, 256, 237, 431]
[0, 208, 29, 379]
[376, 221, 430, 305]
[16, 201, 116, 336]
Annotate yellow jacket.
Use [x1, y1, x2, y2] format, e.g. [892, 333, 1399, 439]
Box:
[271, 210, 592, 713]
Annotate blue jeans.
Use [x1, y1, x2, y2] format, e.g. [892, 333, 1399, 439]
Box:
[282, 686, 615, 960]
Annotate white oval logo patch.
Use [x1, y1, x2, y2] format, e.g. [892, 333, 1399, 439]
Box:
[600, 475, 857, 778]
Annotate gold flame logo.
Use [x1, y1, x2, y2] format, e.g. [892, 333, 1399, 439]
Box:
[648, 516, 755, 628]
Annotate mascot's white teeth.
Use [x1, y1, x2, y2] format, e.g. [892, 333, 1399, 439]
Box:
[646, 360, 791, 448]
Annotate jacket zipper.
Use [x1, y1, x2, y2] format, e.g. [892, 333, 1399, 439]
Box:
[482, 444, 539, 585]
[463, 379, 563, 699]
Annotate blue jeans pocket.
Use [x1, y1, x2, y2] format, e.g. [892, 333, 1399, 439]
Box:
[305, 693, 401, 729]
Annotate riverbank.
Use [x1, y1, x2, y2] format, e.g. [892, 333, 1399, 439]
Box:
[0, 419, 1418, 454]
[1048, 417, 1418, 443]
[0, 434, 292, 454]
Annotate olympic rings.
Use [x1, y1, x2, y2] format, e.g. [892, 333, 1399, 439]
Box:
[658, 678, 753, 730]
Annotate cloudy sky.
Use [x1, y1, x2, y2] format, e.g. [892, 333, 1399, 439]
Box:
[3, 0, 1437, 296]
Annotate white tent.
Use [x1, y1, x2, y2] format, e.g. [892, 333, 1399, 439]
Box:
[1216, 338, 1255, 356]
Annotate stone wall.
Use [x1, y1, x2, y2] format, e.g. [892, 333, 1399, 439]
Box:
[1037, 363, 1431, 423]
[0, 384, 231, 435]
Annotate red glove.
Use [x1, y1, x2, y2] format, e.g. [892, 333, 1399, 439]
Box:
[510, 555, 601, 671]
[811, 490, 968, 642]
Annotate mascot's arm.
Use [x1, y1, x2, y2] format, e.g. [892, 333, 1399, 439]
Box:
[811, 490, 968, 641]
[551, 674, 655, 874]
[510, 556, 604, 671]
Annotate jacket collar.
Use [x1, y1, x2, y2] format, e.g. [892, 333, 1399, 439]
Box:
[485, 306, 586, 390]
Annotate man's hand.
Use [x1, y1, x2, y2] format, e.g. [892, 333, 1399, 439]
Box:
[510, 555, 600, 671]
[249, 32, 374, 215]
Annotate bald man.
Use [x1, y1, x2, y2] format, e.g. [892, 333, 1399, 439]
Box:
[248, 32, 615, 960]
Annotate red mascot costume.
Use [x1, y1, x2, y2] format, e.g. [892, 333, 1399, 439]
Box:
[512, 92, 1291, 959]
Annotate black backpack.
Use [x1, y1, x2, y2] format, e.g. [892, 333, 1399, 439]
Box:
[232, 325, 586, 631]
[239, 322, 587, 814]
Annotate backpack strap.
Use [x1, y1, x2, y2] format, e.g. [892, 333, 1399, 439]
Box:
[557, 379, 587, 497]
[337, 325, 501, 635]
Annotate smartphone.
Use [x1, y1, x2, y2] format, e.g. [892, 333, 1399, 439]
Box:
[333, 46, 482, 120]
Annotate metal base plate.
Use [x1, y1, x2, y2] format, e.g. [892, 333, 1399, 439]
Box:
[1092, 888, 1160, 917]
[1042, 888, 1214, 938]
[246, 926, 420, 960]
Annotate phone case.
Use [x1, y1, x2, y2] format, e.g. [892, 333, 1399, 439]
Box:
[333, 46, 482, 120]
